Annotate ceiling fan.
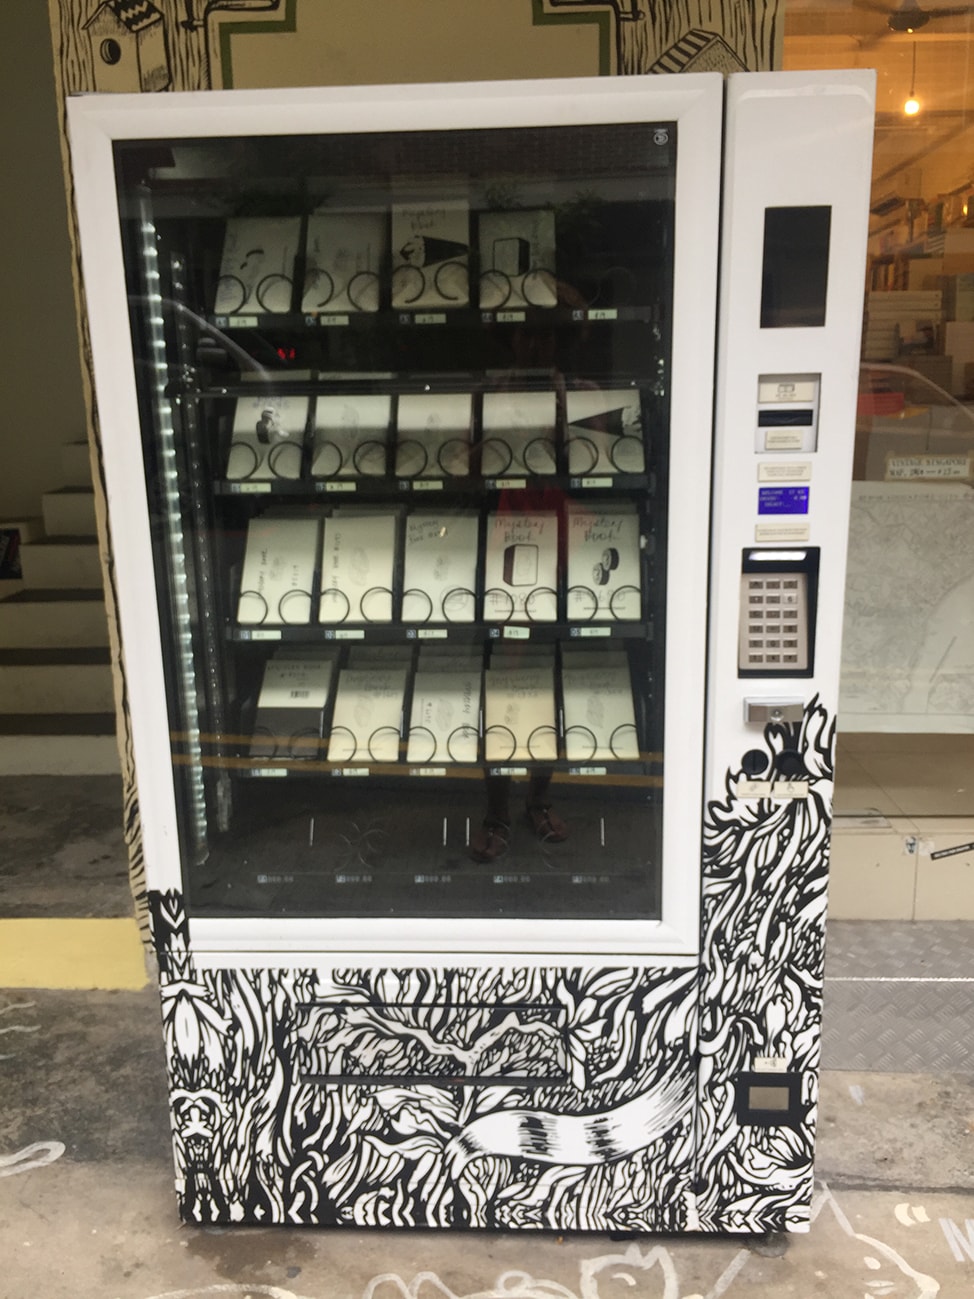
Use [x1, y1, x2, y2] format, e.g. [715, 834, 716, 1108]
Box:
[878, 0, 974, 32]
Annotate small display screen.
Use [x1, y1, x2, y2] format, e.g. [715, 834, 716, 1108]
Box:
[760, 205, 831, 329]
[758, 486, 810, 516]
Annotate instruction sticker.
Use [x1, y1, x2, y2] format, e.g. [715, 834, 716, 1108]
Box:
[758, 486, 809, 515]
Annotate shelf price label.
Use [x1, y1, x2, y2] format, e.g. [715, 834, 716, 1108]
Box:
[232, 482, 271, 495]
[242, 629, 281, 641]
[322, 481, 357, 493]
[497, 310, 526, 323]
[588, 308, 618, 321]
[250, 767, 288, 778]
[571, 626, 611, 638]
[415, 313, 447, 325]
[319, 315, 350, 327]
[409, 767, 447, 777]
[334, 767, 369, 778]
[503, 626, 530, 640]
[412, 480, 444, 492]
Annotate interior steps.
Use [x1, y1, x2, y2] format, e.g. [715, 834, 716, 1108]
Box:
[0, 442, 118, 774]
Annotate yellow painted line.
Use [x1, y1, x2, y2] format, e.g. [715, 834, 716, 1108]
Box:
[0, 918, 148, 990]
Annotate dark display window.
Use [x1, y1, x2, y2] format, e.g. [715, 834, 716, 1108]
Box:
[114, 121, 676, 922]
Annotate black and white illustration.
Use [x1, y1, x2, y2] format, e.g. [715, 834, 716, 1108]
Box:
[694, 697, 835, 1232]
[145, 698, 835, 1232]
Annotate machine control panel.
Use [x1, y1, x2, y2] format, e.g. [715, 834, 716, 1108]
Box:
[738, 547, 818, 676]
[755, 373, 820, 453]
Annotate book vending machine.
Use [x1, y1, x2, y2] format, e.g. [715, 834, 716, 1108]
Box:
[68, 71, 874, 1233]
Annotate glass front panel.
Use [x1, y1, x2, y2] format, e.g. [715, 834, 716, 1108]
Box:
[114, 122, 676, 920]
[786, 6, 974, 818]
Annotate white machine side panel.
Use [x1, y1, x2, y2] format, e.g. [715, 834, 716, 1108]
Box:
[696, 70, 875, 1233]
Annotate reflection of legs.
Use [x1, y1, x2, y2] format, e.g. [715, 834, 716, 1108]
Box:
[469, 775, 511, 863]
[526, 769, 568, 844]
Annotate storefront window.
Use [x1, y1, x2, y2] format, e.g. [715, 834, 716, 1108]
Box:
[785, 4, 974, 819]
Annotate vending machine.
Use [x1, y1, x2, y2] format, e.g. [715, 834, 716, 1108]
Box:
[67, 70, 874, 1233]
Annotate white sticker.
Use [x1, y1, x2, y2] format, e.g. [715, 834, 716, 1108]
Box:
[755, 523, 810, 543]
[758, 377, 819, 403]
[758, 461, 812, 483]
[763, 429, 805, 451]
[754, 1055, 790, 1073]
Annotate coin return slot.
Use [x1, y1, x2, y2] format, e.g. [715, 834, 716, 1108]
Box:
[735, 1071, 804, 1128]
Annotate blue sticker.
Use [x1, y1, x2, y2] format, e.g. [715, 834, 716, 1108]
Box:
[758, 486, 809, 515]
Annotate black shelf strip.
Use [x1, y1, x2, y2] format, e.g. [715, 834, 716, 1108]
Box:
[214, 472, 649, 499]
[228, 621, 650, 645]
[206, 303, 662, 332]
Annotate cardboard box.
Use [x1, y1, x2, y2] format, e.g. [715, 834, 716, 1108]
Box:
[401, 510, 478, 623]
[391, 202, 469, 310]
[945, 321, 974, 394]
[396, 393, 473, 478]
[406, 668, 482, 763]
[561, 652, 638, 761]
[327, 666, 407, 763]
[302, 211, 385, 314]
[484, 664, 557, 763]
[483, 511, 558, 623]
[481, 391, 557, 476]
[319, 509, 397, 623]
[249, 650, 336, 759]
[478, 210, 557, 309]
[565, 501, 642, 621]
[566, 389, 645, 475]
[312, 394, 391, 478]
[227, 395, 309, 481]
[237, 516, 320, 625]
[214, 217, 300, 315]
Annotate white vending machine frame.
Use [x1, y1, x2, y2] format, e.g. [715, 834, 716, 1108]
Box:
[67, 70, 874, 1234]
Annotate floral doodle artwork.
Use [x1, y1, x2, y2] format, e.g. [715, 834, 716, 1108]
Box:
[147, 699, 837, 1230]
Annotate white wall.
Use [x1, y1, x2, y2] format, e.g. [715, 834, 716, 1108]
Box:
[0, 0, 87, 521]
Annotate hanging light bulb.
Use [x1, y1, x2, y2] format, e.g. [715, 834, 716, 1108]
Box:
[904, 42, 920, 116]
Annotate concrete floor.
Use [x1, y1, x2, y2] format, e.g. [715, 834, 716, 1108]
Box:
[2, 777, 973, 1298]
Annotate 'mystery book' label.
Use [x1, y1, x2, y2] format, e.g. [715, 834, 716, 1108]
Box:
[483, 512, 558, 623]
[391, 202, 469, 310]
[565, 501, 642, 622]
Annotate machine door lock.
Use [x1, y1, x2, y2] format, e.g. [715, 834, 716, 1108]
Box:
[743, 697, 805, 725]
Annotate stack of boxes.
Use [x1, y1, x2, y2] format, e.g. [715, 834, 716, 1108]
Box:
[866, 228, 974, 398]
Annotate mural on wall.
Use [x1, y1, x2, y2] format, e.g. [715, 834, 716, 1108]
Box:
[539, 0, 781, 75]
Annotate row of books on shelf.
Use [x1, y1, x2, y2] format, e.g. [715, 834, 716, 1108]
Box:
[214, 206, 562, 316]
[236, 504, 643, 627]
[248, 642, 641, 765]
[225, 389, 645, 483]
